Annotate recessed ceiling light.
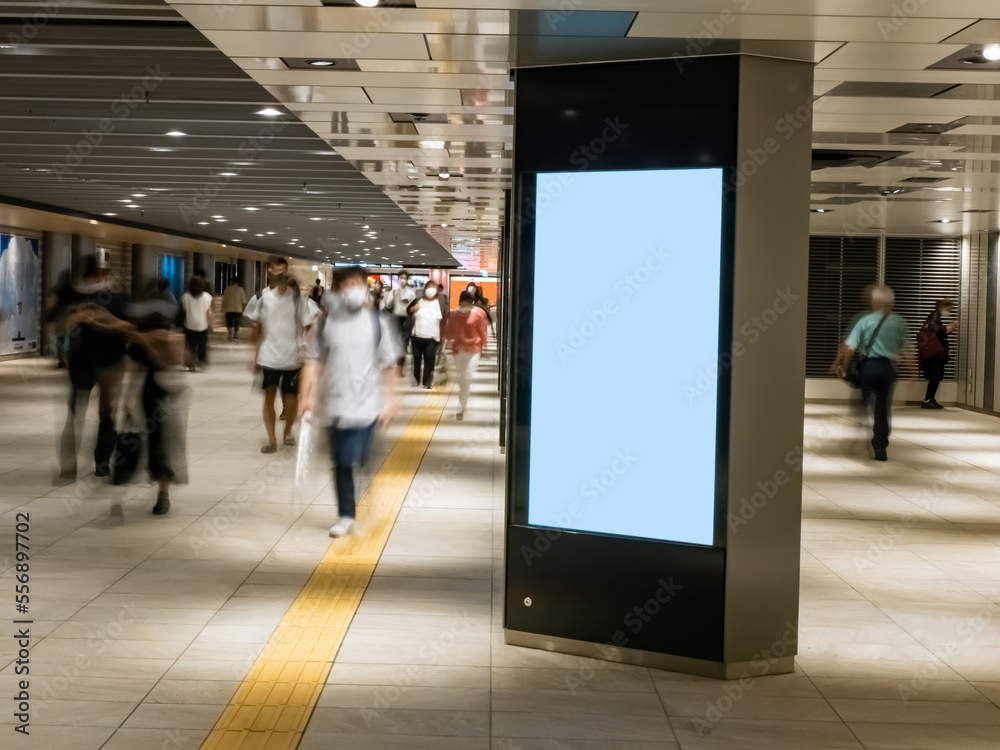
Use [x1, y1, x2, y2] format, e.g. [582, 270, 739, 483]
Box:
[441, 223, 448, 227]
[307, 60, 336, 67]
[149, 147, 173, 152]
[810, 209, 828, 213]
[256, 108, 283, 116]
[310, 217, 322, 221]
[266, 231, 276, 235]
[244, 206, 259, 211]
[235, 228, 248, 232]
[439, 170, 450, 179]
[132, 193, 146, 197]
[126, 204, 139, 208]
[212, 215, 224, 219]
[936, 219, 954, 223]
[198, 221, 209, 225]
[166, 130, 186, 137]
[232, 238, 242, 242]
[419, 140, 446, 149]
[118, 199, 132, 203]
[218, 172, 237, 177]
[255, 233, 264, 237]
[216, 219, 227, 222]
[103, 213, 117, 216]
[983, 44, 1000, 61]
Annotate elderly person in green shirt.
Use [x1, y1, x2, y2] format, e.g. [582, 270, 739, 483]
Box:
[837, 285, 911, 462]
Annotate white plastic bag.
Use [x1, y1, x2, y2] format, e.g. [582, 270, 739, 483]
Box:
[295, 410, 323, 489]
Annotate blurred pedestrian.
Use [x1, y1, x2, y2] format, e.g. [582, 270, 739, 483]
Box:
[243, 272, 312, 453]
[918, 298, 957, 410]
[46, 270, 74, 368]
[837, 285, 910, 461]
[382, 271, 416, 375]
[124, 277, 188, 515]
[407, 284, 443, 389]
[444, 290, 488, 420]
[222, 276, 248, 341]
[59, 255, 132, 481]
[182, 275, 213, 371]
[298, 265, 399, 538]
[469, 283, 495, 339]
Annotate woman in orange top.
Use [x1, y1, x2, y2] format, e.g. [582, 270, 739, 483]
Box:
[443, 291, 489, 420]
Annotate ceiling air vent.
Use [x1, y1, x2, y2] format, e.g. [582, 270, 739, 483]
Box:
[888, 120, 965, 134]
[812, 149, 908, 169]
[390, 112, 448, 124]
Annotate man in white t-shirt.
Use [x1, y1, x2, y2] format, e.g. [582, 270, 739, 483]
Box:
[242, 273, 312, 453]
[299, 266, 399, 537]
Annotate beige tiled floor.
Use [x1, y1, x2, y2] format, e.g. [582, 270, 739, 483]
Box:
[2, 342, 1000, 749]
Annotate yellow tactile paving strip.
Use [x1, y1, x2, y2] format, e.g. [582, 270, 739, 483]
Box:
[200, 391, 449, 750]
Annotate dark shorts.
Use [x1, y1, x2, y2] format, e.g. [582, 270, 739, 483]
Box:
[225, 312, 242, 328]
[261, 367, 300, 396]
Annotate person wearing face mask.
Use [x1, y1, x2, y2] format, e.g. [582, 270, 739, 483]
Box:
[407, 284, 443, 389]
[382, 271, 416, 375]
[444, 290, 489, 420]
[298, 266, 399, 538]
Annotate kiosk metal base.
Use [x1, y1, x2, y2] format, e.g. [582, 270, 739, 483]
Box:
[505, 629, 796, 681]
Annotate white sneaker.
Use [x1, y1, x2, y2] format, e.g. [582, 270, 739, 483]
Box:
[329, 517, 356, 538]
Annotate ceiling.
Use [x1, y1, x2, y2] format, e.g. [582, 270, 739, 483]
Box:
[0, 1, 459, 269]
[6, 1, 1000, 263]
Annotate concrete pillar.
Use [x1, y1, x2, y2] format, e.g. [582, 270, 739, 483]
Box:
[192, 252, 215, 293]
[237, 258, 257, 295]
[70, 234, 96, 276]
[130, 244, 160, 297]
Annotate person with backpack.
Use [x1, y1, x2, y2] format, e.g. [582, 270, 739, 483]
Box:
[242, 272, 312, 453]
[917, 298, 957, 410]
[837, 285, 911, 461]
[298, 266, 399, 538]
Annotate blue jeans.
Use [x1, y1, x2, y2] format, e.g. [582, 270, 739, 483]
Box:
[328, 422, 376, 518]
[859, 357, 896, 451]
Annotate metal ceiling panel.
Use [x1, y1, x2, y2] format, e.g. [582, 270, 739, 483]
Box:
[197, 30, 432, 59]
[364, 87, 464, 106]
[425, 34, 509, 61]
[173, 5, 508, 34]
[627, 13, 970, 43]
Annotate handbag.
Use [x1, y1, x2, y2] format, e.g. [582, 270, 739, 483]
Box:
[916, 323, 944, 361]
[111, 371, 145, 485]
[842, 313, 889, 389]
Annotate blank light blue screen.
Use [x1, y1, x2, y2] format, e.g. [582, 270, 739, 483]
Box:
[527, 169, 723, 546]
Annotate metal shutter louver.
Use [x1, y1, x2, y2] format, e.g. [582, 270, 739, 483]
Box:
[884, 237, 962, 381]
[806, 235, 879, 377]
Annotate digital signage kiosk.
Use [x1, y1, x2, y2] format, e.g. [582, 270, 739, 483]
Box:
[505, 55, 812, 678]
